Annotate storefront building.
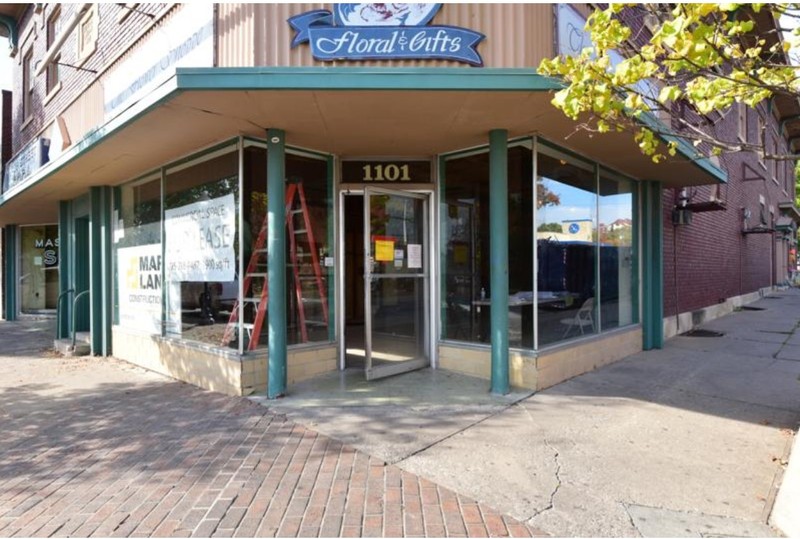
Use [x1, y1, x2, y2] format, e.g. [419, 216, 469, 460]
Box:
[0, 4, 731, 396]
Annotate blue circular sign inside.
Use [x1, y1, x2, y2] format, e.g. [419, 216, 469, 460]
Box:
[568, 223, 580, 234]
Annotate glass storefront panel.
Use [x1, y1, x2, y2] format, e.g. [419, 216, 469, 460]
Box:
[536, 148, 598, 347]
[164, 145, 239, 347]
[442, 149, 489, 344]
[114, 174, 162, 333]
[242, 146, 333, 350]
[19, 224, 59, 313]
[507, 142, 534, 348]
[599, 171, 636, 331]
[441, 143, 531, 348]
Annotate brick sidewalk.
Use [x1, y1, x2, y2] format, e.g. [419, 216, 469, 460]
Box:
[0, 352, 540, 538]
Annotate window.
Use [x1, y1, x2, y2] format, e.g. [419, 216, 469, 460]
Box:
[536, 147, 598, 347]
[114, 174, 162, 333]
[738, 104, 747, 143]
[164, 146, 239, 347]
[19, 225, 60, 314]
[46, 7, 61, 94]
[441, 143, 533, 348]
[22, 49, 32, 120]
[598, 171, 636, 331]
[441, 139, 638, 351]
[77, 4, 98, 64]
[770, 134, 778, 182]
[240, 144, 333, 349]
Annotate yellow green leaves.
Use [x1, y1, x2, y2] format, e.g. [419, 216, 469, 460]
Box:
[538, 3, 795, 162]
[658, 86, 682, 104]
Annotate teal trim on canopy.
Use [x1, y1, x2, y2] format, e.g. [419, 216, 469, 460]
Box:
[174, 67, 564, 92]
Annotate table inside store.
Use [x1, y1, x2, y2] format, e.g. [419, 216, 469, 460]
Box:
[473, 291, 578, 347]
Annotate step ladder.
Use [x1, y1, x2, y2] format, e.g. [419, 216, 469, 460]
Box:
[221, 181, 329, 350]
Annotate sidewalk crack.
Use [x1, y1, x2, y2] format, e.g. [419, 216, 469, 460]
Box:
[527, 438, 562, 522]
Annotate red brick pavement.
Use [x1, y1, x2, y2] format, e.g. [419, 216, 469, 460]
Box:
[0, 375, 544, 537]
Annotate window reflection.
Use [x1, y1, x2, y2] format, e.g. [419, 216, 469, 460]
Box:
[163, 147, 239, 347]
[536, 150, 598, 347]
[599, 172, 636, 330]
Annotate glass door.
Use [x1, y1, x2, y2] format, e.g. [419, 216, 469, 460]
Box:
[364, 188, 429, 380]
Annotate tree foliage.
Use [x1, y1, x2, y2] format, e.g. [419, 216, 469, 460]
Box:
[538, 4, 800, 163]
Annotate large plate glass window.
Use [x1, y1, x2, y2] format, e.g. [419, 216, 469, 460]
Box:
[164, 145, 239, 347]
[19, 224, 60, 314]
[113, 174, 162, 334]
[536, 145, 598, 347]
[598, 170, 637, 330]
[238, 145, 333, 351]
[441, 142, 533, 349]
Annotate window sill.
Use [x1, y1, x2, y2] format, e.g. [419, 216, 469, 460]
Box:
[20, 116, 34, 131]
[43, 81, 62, 106]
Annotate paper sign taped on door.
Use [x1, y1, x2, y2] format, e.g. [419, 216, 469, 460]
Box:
[375, 239, 395, 262]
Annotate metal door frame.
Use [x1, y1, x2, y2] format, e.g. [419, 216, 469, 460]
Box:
[336, 186, 435, 378]
[363, 187, 430, 380]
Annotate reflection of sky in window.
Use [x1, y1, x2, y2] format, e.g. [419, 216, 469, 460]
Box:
[537, 177, 595, 225]
[537, 178, 632, 225]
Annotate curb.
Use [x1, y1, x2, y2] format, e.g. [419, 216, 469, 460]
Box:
[770, 427, 800, 537]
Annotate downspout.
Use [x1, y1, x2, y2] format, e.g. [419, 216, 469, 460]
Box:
[673, 219, 680, 333]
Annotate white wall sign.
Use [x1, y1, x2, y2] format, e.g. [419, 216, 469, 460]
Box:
[103, 3, 213, 120]
[118, 243, 163, 334]
[165, 193, 236, 282]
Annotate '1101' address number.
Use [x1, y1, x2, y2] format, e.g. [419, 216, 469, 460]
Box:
[362, 164, 411, 182]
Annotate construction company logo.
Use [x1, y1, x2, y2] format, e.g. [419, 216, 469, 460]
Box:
[125, 251, 161, 294]
[288, 4, 485, 66]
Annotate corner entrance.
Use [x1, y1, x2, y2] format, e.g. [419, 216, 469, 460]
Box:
[342, 189, 431, 380]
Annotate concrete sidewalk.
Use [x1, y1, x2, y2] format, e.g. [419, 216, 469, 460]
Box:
[258, 290, 800, 537]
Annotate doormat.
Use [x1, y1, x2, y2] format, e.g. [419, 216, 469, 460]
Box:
[739, 306, 766, 311]
[681, 329, 725, 337]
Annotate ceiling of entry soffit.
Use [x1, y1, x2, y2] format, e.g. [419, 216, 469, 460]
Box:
[0, 89, 724, 225]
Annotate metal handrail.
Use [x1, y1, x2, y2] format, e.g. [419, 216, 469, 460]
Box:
[71, 290, 90, 350]
[56, 288, 74, 340]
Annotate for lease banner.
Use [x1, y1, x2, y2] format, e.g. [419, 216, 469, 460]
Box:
[165, 193, 236, 282]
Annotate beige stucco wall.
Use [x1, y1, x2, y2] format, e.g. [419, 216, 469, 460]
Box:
[113, 327, 338, 396]
[241, 345, 338, 395]
[113, 327, 243, 395]
[439, 326, 642, 391]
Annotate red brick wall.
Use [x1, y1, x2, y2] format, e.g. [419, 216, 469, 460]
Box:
[662, 104, 793, 316]
[11, 4, 168, 156]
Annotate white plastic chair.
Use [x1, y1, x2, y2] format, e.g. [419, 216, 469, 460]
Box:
[560, 297, 595, 337]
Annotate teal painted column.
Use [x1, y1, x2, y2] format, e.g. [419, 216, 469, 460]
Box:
[489, 129, 509, 394]
[58, 201, 71, 338]
[90, 187, 113, 355]
[3, 225, 17, 321]
[642, 181, 664, 350]
[267, 129, 287, 398]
